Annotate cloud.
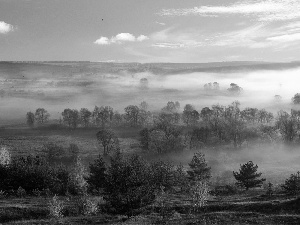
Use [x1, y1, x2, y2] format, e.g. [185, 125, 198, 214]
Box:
[111, 33, 136, 43]
[94, 37, 110, 45]
[152, 43, 185, 49]
[0, 21, 14, 34]
[267, 33, 300, 42]
[94, 33, 149, 45]
[159, 0, 300, 22]
[137, 35, 149, 42]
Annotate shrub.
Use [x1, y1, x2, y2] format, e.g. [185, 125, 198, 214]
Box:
[43, 143, 65, 163]
[32, 189, 42, 197]
[67, 157, 88, 196]
[282, 171, 300, 195]
[211, 184, 239, 196]
[0, 154, 71, 195]
[49, 195, 64, 219]
[0, 190, 6, 199]
[0, 146, 11, 166]
[190, 181, 210, 213]
[16, 186, 26, 198]
[74, 196, 101, 216]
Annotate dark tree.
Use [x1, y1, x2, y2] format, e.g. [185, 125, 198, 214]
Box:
[161, 101, 177, 113]
[96, 129, 119, 155]
[233, 161, 266, 190]
[292, 93, 300, 104]
[276, 110, 298, 143]
[87, 155, 106, 192]
[187, 152, 211, 182]
[228, 83, 242, 95]
[139, 128, 150, 150]
[26, 111, 35, 127]
[35, 108, 50, 124]
[124, 105, 140, 126]
[150, 161, 176, 191]
[200, 107, 213, 122]
[241, 107, 258, 123]
[190, 127, 210, 147]
[282, 171, 300, 195]
[182, 104, 199, 126]
[113, 111, 123, 126]
[62, 109, 80, 128]
[93, 106, 113, 127]
[104, 154, 156, 217]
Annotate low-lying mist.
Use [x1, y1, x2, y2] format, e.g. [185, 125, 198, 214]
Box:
[146, 142, 300, 185]
[1, 63, 300, 124]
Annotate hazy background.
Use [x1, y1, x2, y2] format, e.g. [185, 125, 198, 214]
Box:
[0, 61, 300, 125]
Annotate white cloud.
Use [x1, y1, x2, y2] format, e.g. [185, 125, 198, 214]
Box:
[267, 33, 300, 42]
[137, 35, 149, 42]
[94, 37, 110, 45]
[152, 43, 185, 49]
[111, 33, 136, 43]
[159, 0, 300, 22]
[94, 33, 149, 45]
[0, 21, 14, 34]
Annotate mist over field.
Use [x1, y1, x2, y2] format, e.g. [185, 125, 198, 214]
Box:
[1, 61, 300, 124]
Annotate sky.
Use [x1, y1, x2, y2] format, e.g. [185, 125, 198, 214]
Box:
[0, 0, 300, 62]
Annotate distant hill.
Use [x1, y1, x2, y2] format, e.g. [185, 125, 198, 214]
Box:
[1, 61, 300, 77]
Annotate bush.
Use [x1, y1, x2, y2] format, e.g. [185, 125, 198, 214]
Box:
[43, 143, 65, 163]
[16, 186, 26, 198]
[32, 189, 42, 197]
[0, 146, 11, 166]
[67, 157, 88, 196]
[2, 156, 53, 193]
[0, 155, 71, 195]
[49, 195, 64, 219]
[190, 181, 210, 213]
[73, 196, 101, 216]
[104, 153, 156, 217]
[282, 171, 300, 195]
[211, 184, 238, 196]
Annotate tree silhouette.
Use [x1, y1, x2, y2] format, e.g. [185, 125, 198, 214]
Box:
[233, 161, 265, 190]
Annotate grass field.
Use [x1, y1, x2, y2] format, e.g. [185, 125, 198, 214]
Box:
[1, 190, 300, 224]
